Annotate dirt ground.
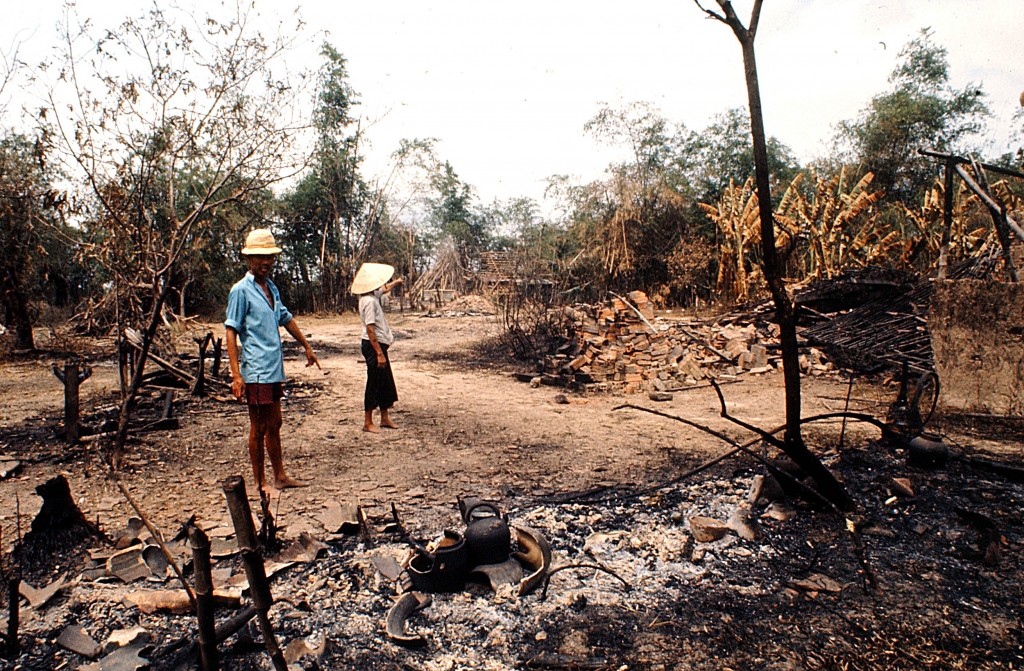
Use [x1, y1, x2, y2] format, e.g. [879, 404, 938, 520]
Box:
[0, 311, 892, 545]
[1, 309, 1022, 670]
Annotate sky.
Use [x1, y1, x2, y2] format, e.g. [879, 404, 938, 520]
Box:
[3, 0, 1022, 208]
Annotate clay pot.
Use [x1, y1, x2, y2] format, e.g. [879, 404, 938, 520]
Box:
[406, 530, 469, 593]
[908, 433, 949, 468]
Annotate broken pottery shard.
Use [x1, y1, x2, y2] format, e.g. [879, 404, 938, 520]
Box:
[689, 516, 729, 543]
[0, 459, 21, 479]
[748, 474, 786, 505]
[19, 574, 66, 609]
[727, 505, 762, 541]
[470, 557, 523, 591]
[513, 525, 553, 597]
[284, 635, 329, 664]
[209, 537, 239, 559]
[106, 546, 153, 583]
[210, 567, 234, 588]
[318, 500, 361, 534]
[890, 477, 915, 498]
[279, 532, 328, 563]
[385, 591, 431, 648]
[88, 547, 117, 562]
[105, 626, 150, 653]
[371, 555, 404, 582]
[114, 517, 145, 550]
[141, 544, 169, 579]
[56, 624, 102, 658]
[763, 502, 797, 522]
[788, 573, 845, 594]
[79, 643, 149, 671]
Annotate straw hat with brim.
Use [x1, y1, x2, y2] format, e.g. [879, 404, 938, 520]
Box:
[241, 229, 282, 255]
[351, 263, 395, 295]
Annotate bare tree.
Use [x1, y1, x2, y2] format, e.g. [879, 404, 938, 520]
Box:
[47, 3, 311, 465]
[695, 0, 852, 509]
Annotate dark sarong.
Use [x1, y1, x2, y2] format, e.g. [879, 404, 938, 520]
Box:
[362, 340, 398, 411]
[245, 382, 283, 406]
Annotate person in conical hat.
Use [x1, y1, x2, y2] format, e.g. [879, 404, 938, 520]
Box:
[351, 262, 404, 432]
[225, 228, 320, 494]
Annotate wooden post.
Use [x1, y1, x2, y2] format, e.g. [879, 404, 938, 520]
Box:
[211, 337, 223, 378]
[192, 333, 213, 397]
[4, 576, 18, 659]
[953, 164, 1020, 281]
[938, 158, 955, 280]
[188, 524, 219, 671]
[221, 476, 287, 671]
[51, 361, 92, 443]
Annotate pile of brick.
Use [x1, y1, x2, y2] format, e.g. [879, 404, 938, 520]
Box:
[541, 291, 777, 393]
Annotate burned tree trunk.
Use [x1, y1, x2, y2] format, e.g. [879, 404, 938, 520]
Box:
[696, 0, 852, 510]
[52, 361, 93, 443]
[109, 276, 176, 468]
[0, 268, 34, 351]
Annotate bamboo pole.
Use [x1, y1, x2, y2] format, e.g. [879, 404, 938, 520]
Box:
[188, 525, 219, 671]
[221, 476, 287, 671]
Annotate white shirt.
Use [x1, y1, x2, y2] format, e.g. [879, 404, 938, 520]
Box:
[359, 289, 394, 346]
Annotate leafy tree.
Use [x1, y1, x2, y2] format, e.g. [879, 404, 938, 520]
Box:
[835, 29, 989, 203]
[0, 132, 69, 349]
[276, 43, 366, 312]
[556, 103, 694, 303]
[427, 161, 488, 254]
[47, 3, 310, 464]
[585, 102, 683, 192]
[681, 107, 800, 203]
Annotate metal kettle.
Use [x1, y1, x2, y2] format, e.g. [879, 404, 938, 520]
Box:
[459, 498, 512, 566]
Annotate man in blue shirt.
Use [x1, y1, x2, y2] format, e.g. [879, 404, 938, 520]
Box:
[225, 229, 319, 495]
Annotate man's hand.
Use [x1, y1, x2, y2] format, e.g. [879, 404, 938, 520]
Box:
[305, 346, 321, 369]
[376, 351, 387, 368]
[231, 377, 246, 402]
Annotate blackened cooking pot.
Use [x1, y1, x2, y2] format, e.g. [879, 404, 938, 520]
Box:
[463, 501, 512, 566]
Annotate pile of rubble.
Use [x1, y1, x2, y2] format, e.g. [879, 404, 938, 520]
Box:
[539, 291, 781, 393]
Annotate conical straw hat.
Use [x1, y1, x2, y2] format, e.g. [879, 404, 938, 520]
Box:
[351, 263, 395, 295]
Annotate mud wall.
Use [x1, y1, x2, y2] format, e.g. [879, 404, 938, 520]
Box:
[929, 279, 1024, 416]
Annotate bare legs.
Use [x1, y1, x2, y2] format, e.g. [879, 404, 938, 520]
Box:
[248, 402, 306, 493]
[363, 407, 397, 432]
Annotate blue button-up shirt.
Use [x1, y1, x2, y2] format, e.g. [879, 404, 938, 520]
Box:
[224, 272, 293, 384]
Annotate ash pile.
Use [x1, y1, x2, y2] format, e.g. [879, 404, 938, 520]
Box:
[5, 440, 1024, 671]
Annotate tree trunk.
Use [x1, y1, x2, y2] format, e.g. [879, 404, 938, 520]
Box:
[707, 0, 852, 510]
[1, 268, 34, 350]
[109, 274, 177, 467]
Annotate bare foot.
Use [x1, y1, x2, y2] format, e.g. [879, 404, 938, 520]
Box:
[363, 424, 380, 433]
[274, 475, 307, 489]
[381, 420, 398, 429]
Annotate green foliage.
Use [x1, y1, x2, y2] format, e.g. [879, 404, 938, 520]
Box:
[0, 131, 76, 348]
[274, 41, 369, 312]
[679, 108, 801, 203]
[835, 29, 989, 203]
[427, 161, 488, 251]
